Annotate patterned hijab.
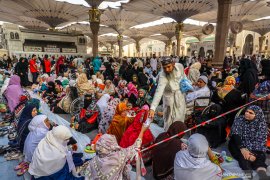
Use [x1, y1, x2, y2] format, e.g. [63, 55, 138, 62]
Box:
[218, 76, 236, 99]
[230, 105, 267, 152]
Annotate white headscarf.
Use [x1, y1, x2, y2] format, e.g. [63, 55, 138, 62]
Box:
[96, 94, 110, 115]
[29, 125, 74, 178]
[23, 115, 49, 163]
[175, 133, 210, 169]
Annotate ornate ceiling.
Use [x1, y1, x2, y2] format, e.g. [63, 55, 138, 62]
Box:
[244, 19, 270, 36]
[101, 7, 160, 35]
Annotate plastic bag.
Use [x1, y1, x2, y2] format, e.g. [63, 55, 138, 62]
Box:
[180, 77, 194, 93]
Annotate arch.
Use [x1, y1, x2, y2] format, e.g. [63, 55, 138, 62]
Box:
[10, 32, 14, 39]
[242, 34, 254, 55]
[15, 32, 19, 39]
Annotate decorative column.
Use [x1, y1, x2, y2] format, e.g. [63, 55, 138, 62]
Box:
[175, 22, 184, 56]
[135, 40, 141, 57]
[89, 8, 101, 57]
[213, 0, 232, 66]
[228, 33, 237, 56]
[259, 36, 266, 54]
[117, 35, 123, 57]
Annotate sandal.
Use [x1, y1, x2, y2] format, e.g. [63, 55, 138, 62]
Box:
[14, 161, 28, 171]
[16, 165, 29, 176]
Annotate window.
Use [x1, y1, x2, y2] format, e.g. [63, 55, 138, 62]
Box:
[15, 32, 19, 39]
[10, 32, 14, 39]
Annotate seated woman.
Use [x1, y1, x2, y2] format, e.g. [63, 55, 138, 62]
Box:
[96, 94, 110, 117]
[16, 115, 51, 176]
[98, 98, 121, 134]
[103, 80, 115, 96]
[186, 75, 211, 110]
[42, 81, 57, 104]
[120, 106, 154, 163]
[107, 101, 134, 143]
[138, 67, 149, 90]
[85, 122, 150, 180]
[217, 76, 243, 126]
[135, 89, 149, 108]
[51, 86, 78, 114]
[76, 73, 95, 95]
[4, 75, 24, 113]
[174, 134, 222, 180]
[115, 80, 128, 99]
[152, 122, 187, 180]
[127, 83, 138, 106]
[28, 125, 83, 180]
[229, 105, 269, 179]
[16, 99, 40, 151]
[71, 94, 100, 134]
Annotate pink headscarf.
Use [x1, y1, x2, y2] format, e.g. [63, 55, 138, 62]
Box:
[127, 83, 138, 98]
[4, 75, 23, 112]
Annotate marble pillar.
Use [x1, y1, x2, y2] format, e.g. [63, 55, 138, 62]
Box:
[259, 36, 266, 54]
[117, 35, 123, 57]
[175, 22, 184, 56]
[213, 0, 232, 66]
[89, 8, 101, 57]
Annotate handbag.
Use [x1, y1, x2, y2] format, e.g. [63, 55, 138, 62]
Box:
[180, 77, 194, 93]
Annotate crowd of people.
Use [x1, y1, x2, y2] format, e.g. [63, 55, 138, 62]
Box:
[0, 52, 269, 179]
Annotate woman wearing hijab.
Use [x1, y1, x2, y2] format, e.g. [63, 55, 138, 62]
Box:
[92, 56, 102, 74]
[107, 102, 134, 143]
[122, 64, 135, 82]
[229, 105, 269, 179]
[135, 89, 149, 108]
[152, 122, 187, 180]
[127, 83, 138, 106]
[15, 57, 28, 86]
[98, 98, 121, 134]
[72, 94, 101, 134]
[23, 115, 50, 163]
[115, 80, 128, 99]
[103, 62, 114, 81]
[4, 75, 24, 112]
[56, 56, 64, 76]
[103, 80, 115, 96]
[96, 94, 110, 117]
[16, 100, 40, 151]
[188, 62, 201, 84]
[138, 67, 149, 90]
[174, 134, 222, 180]
[85, 123, 150, 180]
[52, 86, 78, 114]
[29, 125, 83, 180]
[16, 115, 51, 176]
[77, 73, 94, 95]
[238, 59, 259, 96]
[120, 106, 154, 163]
[217, 76, 244, 126]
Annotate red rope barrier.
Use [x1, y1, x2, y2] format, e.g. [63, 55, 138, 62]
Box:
[141, 94, 269, 153]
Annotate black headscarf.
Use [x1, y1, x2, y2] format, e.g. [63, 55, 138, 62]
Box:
[238, 59, 259, 95]
[152, 122, 187, 179]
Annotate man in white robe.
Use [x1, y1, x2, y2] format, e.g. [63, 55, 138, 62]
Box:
[150, 54, 158, 72]
[149, 58, 186, 131]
